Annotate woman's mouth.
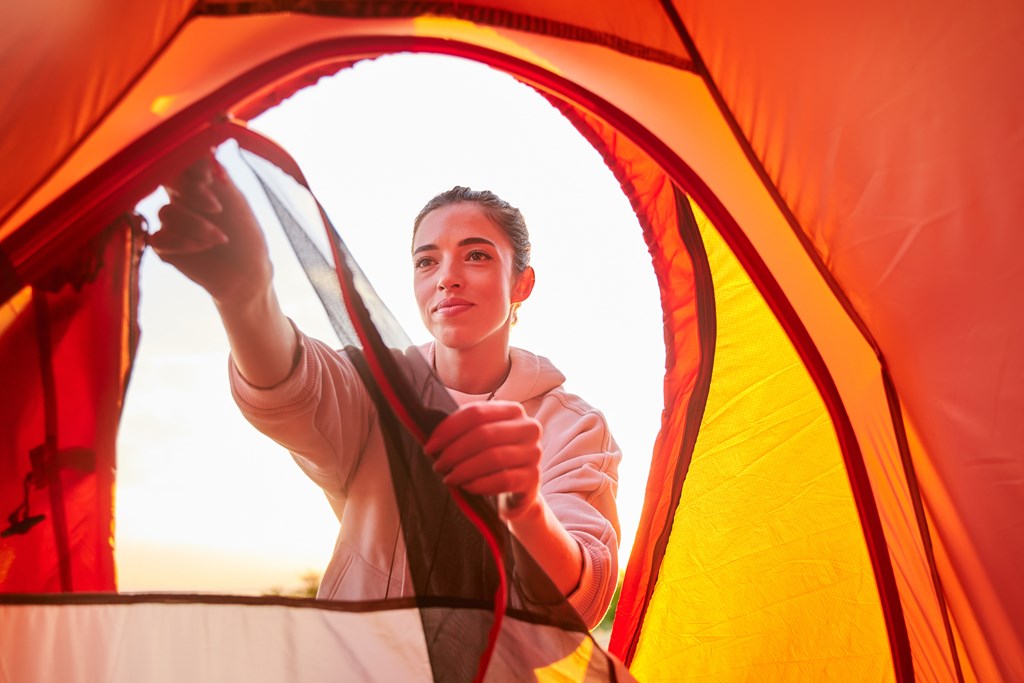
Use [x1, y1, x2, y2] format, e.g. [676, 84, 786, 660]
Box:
[434, 298, 472, 317]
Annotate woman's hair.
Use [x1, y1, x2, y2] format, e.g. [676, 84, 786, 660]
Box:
[412, 186, 531, 275]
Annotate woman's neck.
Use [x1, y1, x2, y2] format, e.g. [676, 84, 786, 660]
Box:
[433, 337, 511, 395]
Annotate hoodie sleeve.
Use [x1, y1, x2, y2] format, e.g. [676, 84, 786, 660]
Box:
[229, 330, 375, 504]
[535, 391, 622, 629]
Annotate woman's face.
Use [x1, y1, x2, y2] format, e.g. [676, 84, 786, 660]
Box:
[412, 202, 528, 352]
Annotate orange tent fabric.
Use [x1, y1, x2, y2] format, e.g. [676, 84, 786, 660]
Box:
[1, 2, 1022, 681]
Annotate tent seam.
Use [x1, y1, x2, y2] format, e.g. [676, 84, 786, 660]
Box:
[197, 1, 695, 71]
[883, 368, 966, 682]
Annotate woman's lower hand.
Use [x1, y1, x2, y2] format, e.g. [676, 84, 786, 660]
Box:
[425, 401, 543, 517]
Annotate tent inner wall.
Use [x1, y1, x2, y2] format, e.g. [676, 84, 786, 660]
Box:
[545, 97, 894, 679]
[632, 195, 893, 680]
[1, 221, 141, 593]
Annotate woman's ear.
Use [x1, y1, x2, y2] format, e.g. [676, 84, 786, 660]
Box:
[512, 266, 536, 303]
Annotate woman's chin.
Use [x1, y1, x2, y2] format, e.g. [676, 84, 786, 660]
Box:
[431, 328, 508, 353]
[431, 328, 474, 350]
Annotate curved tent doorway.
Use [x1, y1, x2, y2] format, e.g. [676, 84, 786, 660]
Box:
[115, 53, 664, 609]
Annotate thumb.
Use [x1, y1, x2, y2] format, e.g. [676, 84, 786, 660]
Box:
[164, 153, 223, 216]
[206, 157, 257, 217]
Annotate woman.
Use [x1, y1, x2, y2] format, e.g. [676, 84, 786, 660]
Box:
[152, 156, 621, 628]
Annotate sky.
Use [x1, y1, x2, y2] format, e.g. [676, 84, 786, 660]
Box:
[116, 53, 665, 595]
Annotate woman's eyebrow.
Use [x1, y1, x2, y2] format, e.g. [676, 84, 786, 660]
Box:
[413, 237, 496, 255]
[458, 237, 496, 248]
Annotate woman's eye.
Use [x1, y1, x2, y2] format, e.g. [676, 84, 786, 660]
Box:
[467, 250, 492, 262]
[414, 257, 436, 269]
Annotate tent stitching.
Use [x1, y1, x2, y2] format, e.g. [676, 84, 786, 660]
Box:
[197, 0, 695, 71]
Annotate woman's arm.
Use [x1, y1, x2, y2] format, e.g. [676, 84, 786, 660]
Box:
[150, 155, 296, 387]
[154, 156, 375, 499]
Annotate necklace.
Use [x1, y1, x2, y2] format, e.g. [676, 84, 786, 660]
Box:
[433, 353, 511, 401]
[485, 361, 513, 401]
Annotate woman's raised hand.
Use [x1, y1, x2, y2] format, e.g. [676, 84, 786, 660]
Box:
[425, 401, 543, 518]
[150, 154, 273, 308]
[151, 154, 298, 388]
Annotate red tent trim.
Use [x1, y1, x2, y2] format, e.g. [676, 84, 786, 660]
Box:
[652, 135, 915, 683]
[658, 6, 941, 679]
[883, 368, 965, 682]
[536, 75, 913, 675]
[614, 190, 716, 665]
[536, 88, 720, 662]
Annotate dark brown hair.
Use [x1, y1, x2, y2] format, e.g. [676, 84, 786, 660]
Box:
[412, 186, 531, 274]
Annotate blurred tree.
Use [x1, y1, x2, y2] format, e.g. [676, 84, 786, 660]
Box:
[265, 570, 321, 598]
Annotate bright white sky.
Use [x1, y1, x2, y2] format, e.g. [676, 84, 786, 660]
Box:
[116, 53, 664, 595]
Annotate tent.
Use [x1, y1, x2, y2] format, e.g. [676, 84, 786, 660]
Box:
[2, 2, 1022, 680]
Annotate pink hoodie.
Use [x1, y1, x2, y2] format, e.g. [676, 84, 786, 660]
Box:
[230, 332, 621, 628]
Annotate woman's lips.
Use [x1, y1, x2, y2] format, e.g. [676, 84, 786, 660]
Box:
[434, 298, 472, 317]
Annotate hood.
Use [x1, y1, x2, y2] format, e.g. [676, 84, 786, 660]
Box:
[420, 343, 565, 404]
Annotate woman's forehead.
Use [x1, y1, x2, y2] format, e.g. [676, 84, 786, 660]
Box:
[413, 202, 511, 249]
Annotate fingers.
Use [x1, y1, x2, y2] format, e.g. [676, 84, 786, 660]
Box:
[151, 202, 228, 256]
[431, 417, 540, 475]
[165, 155, 223, 216]
[427, 401, 542, 504]
[439, 443, 536, 487]
[205, 157, 254, 215]
[152, 153, 273, 304]
[424, 401, 527, 456]
[438, 443, 540, 504]
[455, 467, 537, 500]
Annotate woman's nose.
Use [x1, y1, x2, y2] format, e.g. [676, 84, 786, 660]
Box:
[437, 261, 462, 290]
